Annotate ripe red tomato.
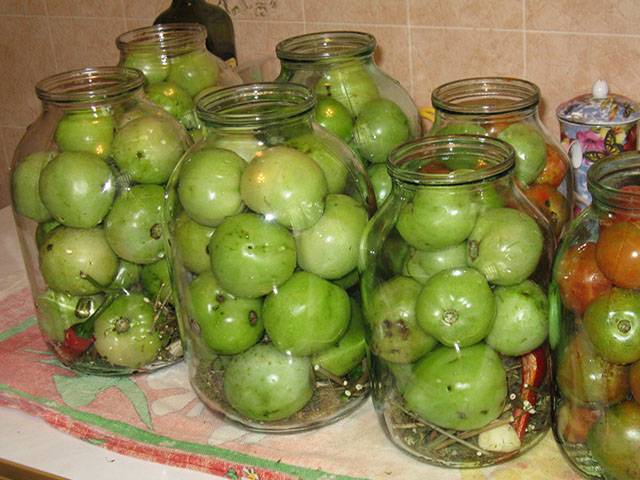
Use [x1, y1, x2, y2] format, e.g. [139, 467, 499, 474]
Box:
[534, 144, 568, 188]
[525, 183, 570, 236]
[602, 185, 640, 225]
[596, 221, 640, 289]
[556, 242, 612, 315]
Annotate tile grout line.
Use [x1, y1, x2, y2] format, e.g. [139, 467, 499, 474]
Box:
[301, 0, 307, 33]
[42, 1, 60, 72]
[523, 0, 527, 77]
[406, 0, 414, 99]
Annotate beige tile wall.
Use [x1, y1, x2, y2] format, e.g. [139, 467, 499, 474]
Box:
[1, 0, 638, 209]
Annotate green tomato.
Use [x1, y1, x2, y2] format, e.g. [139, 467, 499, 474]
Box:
[353, 98, 410, 164]
[498, 123, 546, 185]
[39, 227, 118, 295]
[36, 289, 103, 342]
[367, 163, 392, 207]
[474, 183, 505, 213]
[403, 242, 468, 284]
[263, 271, 350, 356]
[285, 133, 349, 194]
[145, 81, 194, 123]
[467, 208, 543, 286]
[314, 63, 379, 116]
[35, 220, 60, 248]
[112, 115, 185, 184]
[209, 213, 296, 298]
[93, 293, 162, 369]
[168, 50, 219, 97]
[211, 133, 264, 163]
[366, 276, 438, 363]
[12, 151, 54, 222]
[173, 211, 215, 274]
[332, 269, 359, 290]
[485, 280, 548, 356]
[177, 147, 245, 227]
[109, 260, 141, 290]
[403, 344, 507, 430]
[104, 184, 165, 265]
[296, 194, 367, 279]
[314, 96, 354, 141]
[240, 146, 328, 230]
[54, 111, 114, 158]
[397, 186, 477, 250]
[416, 267, 495, 348]
[123, 52, 169, 84]
[223, 343, 313, 421]
[311, 299, 367, 377]
[140, 257, 172, 302]
[39, 151, 115, 228]
[432, 122, 487, 136]
[188, 271, 263, 355]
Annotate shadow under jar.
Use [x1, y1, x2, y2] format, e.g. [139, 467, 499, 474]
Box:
[10, 66, 192, 375]
[275, 31, 422, 208]
[550, 152, 640, 480]
[430, 77, 573, 238]
[359, 135, 555, 467]
[165, 83, 375, 432]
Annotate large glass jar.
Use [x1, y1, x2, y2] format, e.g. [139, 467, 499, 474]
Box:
[360, 135, 555, 467]
[165, 83, 375, 431]
[551, 152, 640, 480]
[116, 23, 241, 137]
[430, 77, 573, 237]
[10, 67, 191, 374]
[275, 31, 421, 207]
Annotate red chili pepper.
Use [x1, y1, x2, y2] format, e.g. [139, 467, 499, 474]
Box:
[512, 346, 547, 440]
[60, 327, 94, 358]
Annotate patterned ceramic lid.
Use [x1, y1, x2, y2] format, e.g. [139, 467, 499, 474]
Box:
[556, 80, 640, 126]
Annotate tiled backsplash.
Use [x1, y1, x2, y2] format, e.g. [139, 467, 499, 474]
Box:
[1, 0, 639, 209]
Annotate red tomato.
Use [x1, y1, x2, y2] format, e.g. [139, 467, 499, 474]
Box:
[534, 144, 568, 188]
[603, 185, 640, 225]
[482, 120, 510, 137]
[557, 402, 601, 443]
[556, 242, 612, 315]
[418, 160, 451, 174]
[596, 221, 640, 289]
[525, 184, 570, 236]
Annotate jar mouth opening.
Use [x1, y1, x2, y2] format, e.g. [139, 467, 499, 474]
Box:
[196, 83, 316, 126]
[35, 66, 144, 105]
[387, 135, 516, 186]
[116, 23, 206, 54]
[276, 31, 376, 63]
[588, 152, 640, 211]
[431, 77, 540, 115]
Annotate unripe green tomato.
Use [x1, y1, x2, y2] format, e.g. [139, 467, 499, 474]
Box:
[223, 343, 313, 421]
[36, 289, 103, 342]
[211, 133, 264, 163]
[177, 147, 245, 227]
[104, 184, 165, 265]
[353, 98, 410, 164]
[188, 271, 263, 355]
[54, 111, 115, 158]
[140, 257, 173, 302]
[296, 194, 367, 279]
[263, 271, 350, 356]
[168, 50, 219, 97]
[240, 146, 328, 230]
[314, 96, 354, 141]
[35, 220, 60, 248]
[498, 123, 546, 185]
[109, 260, 141, 290]
[432, 122, 487, 136]
[39, 151, 116, 228]
[112, 115, 185, 184]
[314, 63, 379, 116]
[174, 211, 215, 274]
[403, 242, 468, 284]
[11, 151, 54, 222]
[123, 52, 169, 84]
[209, 213, 296, 298]
[93, 293, 162, 369]
[367, 163, 391, 207]
[39, 227, 118, 295]
[145, 81, 194, 122]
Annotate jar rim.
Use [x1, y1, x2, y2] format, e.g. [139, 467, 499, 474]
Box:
[588, 151, 640, 210]
[431, 77, 540, 115]
[276, 31, 376, 63]
[195, 82, 316, 127]
[387, 134, 516, 186]
[116, 23, 206, 54]
[35, 66, 144, 105]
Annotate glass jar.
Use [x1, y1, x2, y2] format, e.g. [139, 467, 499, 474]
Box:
[430, 77, 573, 237]
[275, 31, 421, 207]
[10, 66, 191, 374]
[165, 83, 375, 431]
[360, 135, 555, 467]
[116, 23, 241, 137]
[550, 152, 640, 480]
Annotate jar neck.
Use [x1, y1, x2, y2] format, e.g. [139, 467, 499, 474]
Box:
[116, 23, 207, 58]
[195, 83, 316, 131]
[36, 66, 144, 110]
[276, 31, 375, 70]
[589, 152, 640, 218]
[431, 77, 540, 117]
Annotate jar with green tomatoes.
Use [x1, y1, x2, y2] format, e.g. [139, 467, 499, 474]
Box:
[165, 83, 375, 431]
[360, 135, 555, 467]
[430, 77, 573, 237]
[275, 31, 421, 207]
[116, 23, 241, 138]
[551, 152, 640, 480]
[10, 66, 191, 374]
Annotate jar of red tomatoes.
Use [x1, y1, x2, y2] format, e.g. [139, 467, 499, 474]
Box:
[551, 151, 640, 480]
